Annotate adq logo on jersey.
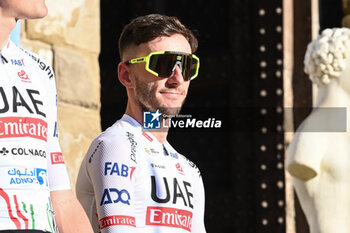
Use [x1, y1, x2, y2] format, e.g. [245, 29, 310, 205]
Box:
[100, 188, 131, 206]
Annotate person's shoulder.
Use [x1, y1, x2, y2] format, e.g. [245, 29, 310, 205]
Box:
[85, 120, 140, 163]
[165, 142, 202, 178]
[177, 153, 202, 178]
[100, 120, 139, 145]
[15, 43, 55, 80]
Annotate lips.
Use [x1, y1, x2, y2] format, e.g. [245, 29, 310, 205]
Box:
[159, 88, 185, 95]
[161, 91, 182, 95]
[160, 91, 184, 99]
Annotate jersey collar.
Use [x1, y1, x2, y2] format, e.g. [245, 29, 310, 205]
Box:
[121, 114, 179, 157]
[121, 114, 143, 129]
[121, 114, 172, 146]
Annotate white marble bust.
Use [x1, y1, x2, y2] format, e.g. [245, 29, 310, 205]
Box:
[286, 28, 350, 233]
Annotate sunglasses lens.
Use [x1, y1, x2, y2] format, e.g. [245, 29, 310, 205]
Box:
[149, 54, 176, 77]
[183, 56, 198, 81]
[148, 53, 199, 80]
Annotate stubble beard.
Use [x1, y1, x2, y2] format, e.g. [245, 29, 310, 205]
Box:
[134, 76, 186, 117]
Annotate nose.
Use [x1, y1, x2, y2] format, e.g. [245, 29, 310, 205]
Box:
[167, 65, 185, 85]
[172, 61, 183, 73]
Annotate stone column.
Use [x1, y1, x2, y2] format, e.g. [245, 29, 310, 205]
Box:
[284, 0, 319, 232]
[21, 0, 101, 190]
[343, 0, 350, 27]
[283, 0, 295, 232]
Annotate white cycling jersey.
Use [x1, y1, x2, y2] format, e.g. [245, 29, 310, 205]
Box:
[0, 40, 71, 232]
[76, 114, 206, 233]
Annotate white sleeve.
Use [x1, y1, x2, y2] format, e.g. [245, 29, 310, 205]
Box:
[86, 137, 138, 233]
[46, 70, 71, 191]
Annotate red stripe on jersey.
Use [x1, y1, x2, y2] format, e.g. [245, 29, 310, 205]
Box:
[142, 132, 153, 142]
[0, 188, 21, 229]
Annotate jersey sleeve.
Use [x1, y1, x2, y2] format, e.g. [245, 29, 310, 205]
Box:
[85, 136, 138, 233]
[45, 69, 71, 191]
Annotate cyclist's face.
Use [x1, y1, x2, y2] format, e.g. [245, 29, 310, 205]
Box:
[0, 0, 48, 20]
[130, 34, 192, 115]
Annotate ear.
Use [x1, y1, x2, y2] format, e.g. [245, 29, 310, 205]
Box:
[118, 62, 134, 88]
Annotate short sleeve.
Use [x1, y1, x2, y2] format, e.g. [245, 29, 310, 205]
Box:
[46, 70, 71, 191]
[84, 136, 138, 233]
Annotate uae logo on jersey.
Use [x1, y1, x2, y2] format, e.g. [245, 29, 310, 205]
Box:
[143, 110, 161, 129]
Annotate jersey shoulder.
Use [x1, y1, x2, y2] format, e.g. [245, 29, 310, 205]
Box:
[169, 145, 202, 179]
[13, 43, 55, 81]
[85, 120, 140, 165]
[164, 142, 202, 176]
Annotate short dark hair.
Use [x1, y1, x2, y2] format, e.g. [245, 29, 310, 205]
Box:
[118, 14, 198, 59]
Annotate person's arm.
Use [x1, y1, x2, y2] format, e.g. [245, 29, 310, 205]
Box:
[43, 63, 93, 232]
[86, 138, 138, 233]
[51, 189, 93, 233]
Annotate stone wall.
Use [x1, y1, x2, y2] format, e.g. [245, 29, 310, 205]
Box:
[21, 0, 101, 190]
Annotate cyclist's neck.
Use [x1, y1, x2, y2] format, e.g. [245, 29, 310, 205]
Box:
[124, 106, 169, 144]
[0, 14, 16, 52]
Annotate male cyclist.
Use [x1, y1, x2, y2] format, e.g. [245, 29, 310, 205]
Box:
[76, 14, 206, 233]
[0, 1, 93, 232]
